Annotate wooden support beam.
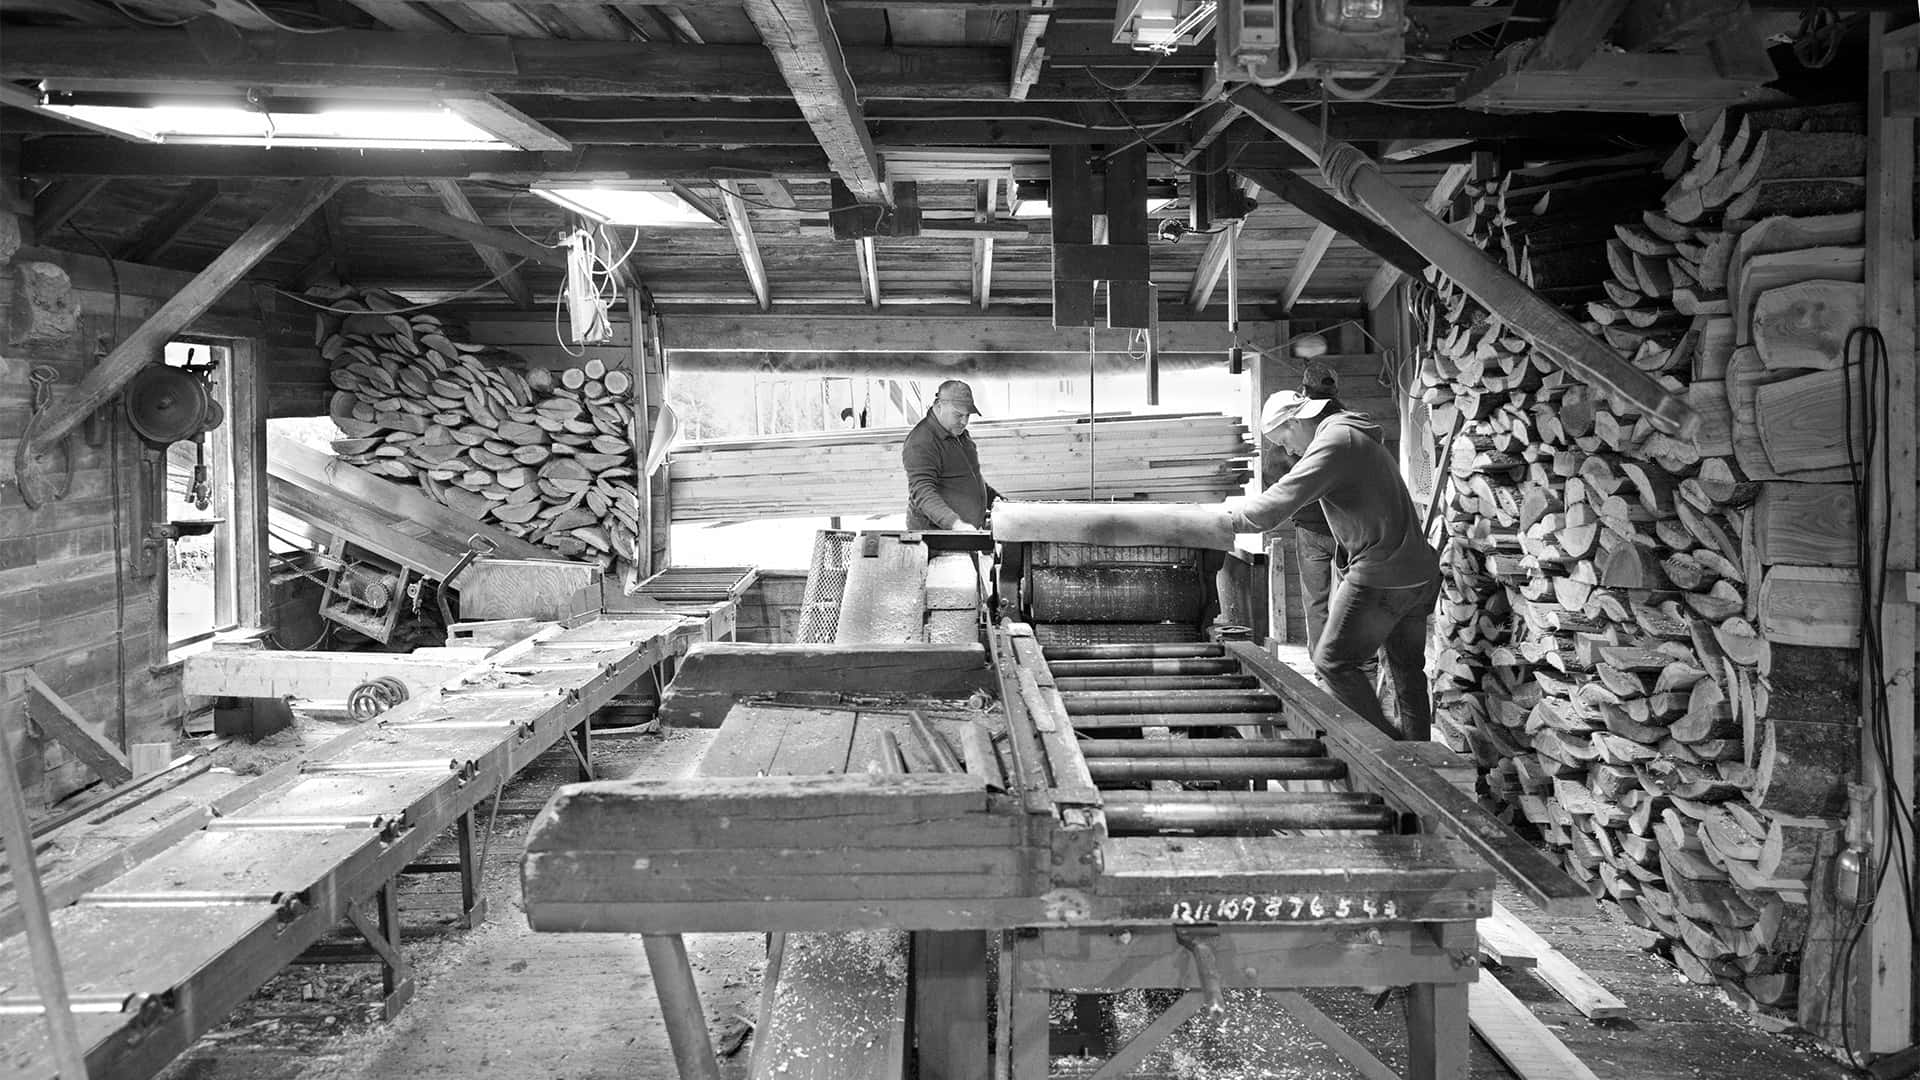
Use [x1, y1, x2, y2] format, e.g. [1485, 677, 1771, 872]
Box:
[296, 193, 351, 290]
[427, 179, 533, 308]
[1009, 3, 1052, 101]
[1857, 11, 1916, 1054]
[1181, 102, 1244, 164]
[24, 178, 341, 458]
[1280, 223, 1336, 311]
[341, 0, 450, 31]
[1235, 167, 1427, 281]
[353, 189, 569, 270]
[856, 236, 881, 308]
[662, 315, 1283, 354]
[1364, 163, 1469, 309]
[18, 669, 132, 784]
[742, 0, 888, 203]
[1230, 85, 1698, 438]
[714, 179, 771, 311]
[30, 178, 103, 240]
[752, 178, 799, 210]
[973, 177, 996, 310]
[116, 179, 218, 264]
[1525, 0, 1633, 70]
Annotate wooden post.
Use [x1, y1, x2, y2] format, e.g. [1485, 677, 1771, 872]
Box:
[1860, 12, 1917, 1055]
[1249, 324, 1294, 645]
[0, 714, 91, 1079]
[228, 333, 268, 628]
[627, 287, 655, 581]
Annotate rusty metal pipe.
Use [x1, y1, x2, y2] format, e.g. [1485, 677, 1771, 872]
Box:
[1077, 738, 1324, 758]
[1227, 85, 1698, 439]
[1062, 690, 1281, 715]
[1100, 791, 1393, 834]
[1045, 658, 1241, 677]
[1054, 675, 1258, 692]
[1086, 757, 1347, 783]
[1042, 643, 1222, 661]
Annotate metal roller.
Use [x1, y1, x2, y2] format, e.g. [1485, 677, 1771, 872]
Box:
[1077, 739, 1325, 759]
[1026, 565, 1203, 624]
[1045, 657, 1240, 677]
[1054, 675, 1258, 692]
[1041, 643, 1224, 661]
[1062, 690, 1282, 716]
[1067, 713, 1279, 730]
[1099, 791, 1395, 834]
[1031, 622, 1198, 648]
[1086, 757, 1348, 783]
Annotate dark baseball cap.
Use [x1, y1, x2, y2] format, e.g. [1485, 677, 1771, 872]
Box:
[934, 379, 980, 415]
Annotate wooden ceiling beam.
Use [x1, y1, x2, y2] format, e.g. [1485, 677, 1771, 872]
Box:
[742, 0, 888, 203]
[714, 179, 771, 310]
[1363, 162, 1468, 308]
[1279, 223, 1336, 311]
[664, 314, 1281, 352]
[339, 0, 452, 31]
[972, 177, 995, 309]
[29, 178, 104, 240]
[1186, 176, 1257, 313]
[352, 189, 570, 270]
[117, 179, 219, 264]
[1236, 167, 1428, 281]
[1009, 2, 1052, 101]
[427, 179, 535, 308]
[855, 236, 881, 308]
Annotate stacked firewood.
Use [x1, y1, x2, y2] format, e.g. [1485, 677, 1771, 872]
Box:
[316, 287, 645, 577]
[1417, 103, 1869, 1025]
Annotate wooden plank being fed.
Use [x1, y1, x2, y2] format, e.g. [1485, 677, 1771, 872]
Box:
[180, 651, 475, 700]
[1228, 642, 1590, 913]
[1485, 901, 1628, 1020]
[1468, 974, 1603, 1080]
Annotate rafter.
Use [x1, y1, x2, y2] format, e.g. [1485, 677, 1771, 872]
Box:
[972, 177, 996, 309]
[715, 180, 771, 310]
[427, 180, 534, 308]
[16, 140, 829, 179]
[353, 190, 569, 270]
[1280, 224, 1336, 311]
[1185, 176, 1256, 313]
[117, 179, 220, 265]
[1010, 1, 1052, 101]
[1235, 167, 1427, 281]
[30, 178, 104, 240]
[856, 237, 881, 308]
[742, 0, 888, 203]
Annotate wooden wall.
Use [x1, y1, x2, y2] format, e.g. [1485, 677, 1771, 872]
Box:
[1, 212, 268, 811]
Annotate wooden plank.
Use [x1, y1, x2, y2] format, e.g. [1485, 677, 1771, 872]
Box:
[663, 316, 1282, 354]
[26, 178, 342, 456]
[1526, 0, 1634, 70]
[1281, 224, 1337, 310]
[1475, 906, 1541, 969]
[1228, 643, 1589, 913]
[1748, 483, 1857, 567]
[0, 721, 89, 1080]
[742, 0, 885, 202]
[426, 180, 534, 308]
[179, 651, 473, 699]
[20, 669, 132, 784]
[1757, 565, 1860, 647]
[1468, 973, 1604, 1080]
[1861, 15, 1916, 1050]
[714, 179, 771, 310]
[1485, 901, 1628, 1019]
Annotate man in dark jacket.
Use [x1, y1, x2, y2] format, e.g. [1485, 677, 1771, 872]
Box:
[903, 379, 999, 531]
[1225, 390, 1441, 740]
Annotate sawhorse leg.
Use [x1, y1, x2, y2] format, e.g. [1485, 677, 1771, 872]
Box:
[568, 719, 594, 781]
[642, 933, 722, 1080]
[346, 884, 415, 1021]
[1405, 922, 1474, 1080]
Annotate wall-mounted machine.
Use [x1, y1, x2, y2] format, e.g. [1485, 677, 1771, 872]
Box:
[1216, 0, 1407, 87]
[124, 356, 226, 577]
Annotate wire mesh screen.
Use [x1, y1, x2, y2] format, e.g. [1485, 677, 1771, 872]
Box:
[1030, 542, 1200, 568]
[797, 529, 854, 644]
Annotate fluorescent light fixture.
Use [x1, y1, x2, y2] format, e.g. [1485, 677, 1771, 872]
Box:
[33, 89, 567, 151]
[531, 182, 719, 228]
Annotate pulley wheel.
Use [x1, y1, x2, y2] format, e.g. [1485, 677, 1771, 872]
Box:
[125, 364, 211, 446]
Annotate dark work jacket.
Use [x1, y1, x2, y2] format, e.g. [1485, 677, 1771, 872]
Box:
[902, 411, 998, 529]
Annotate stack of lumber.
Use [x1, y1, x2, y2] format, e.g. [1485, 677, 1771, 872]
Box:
[668, 412, 1251, 522]
[1414, 102, 1873, 1029]
[315, 286, 645, 579]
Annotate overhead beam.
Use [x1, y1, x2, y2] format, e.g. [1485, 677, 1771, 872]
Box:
[1363, 163, 1470, 308]
[16, 140, 831, 179]
[117, 179, 220, 264]
[24, 178, 343, 458]
[1234, 167, 1427, 281]
[662, 315, 1282, 353]
[427, 179, 534, 308]
[714, 179, 771, 310]
[1280, 224, 1337, 311]
[29, 177, 104, 239]
[352, 190, 569, 270]
[1010, 2, 1052, 100]
[741, 0, 888, 203]
[855, 236, 881, 308]
[1524, 0, 1634, 70]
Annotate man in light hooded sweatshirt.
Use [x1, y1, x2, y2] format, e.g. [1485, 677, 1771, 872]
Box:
[1223, 389, 1441, 741]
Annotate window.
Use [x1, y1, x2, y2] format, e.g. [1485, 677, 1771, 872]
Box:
[162, 340, 236, 653]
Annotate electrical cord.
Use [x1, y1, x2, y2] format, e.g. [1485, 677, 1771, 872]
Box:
[1081, 51, 1170, 94]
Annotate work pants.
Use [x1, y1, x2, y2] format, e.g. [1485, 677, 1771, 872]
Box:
[1312, 575, 1440, 742]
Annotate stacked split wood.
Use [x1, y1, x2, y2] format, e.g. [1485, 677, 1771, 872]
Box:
[669, 412, 1251, 522]
[314, 287, 646, 579]
[1416, 103, 1871, 1031]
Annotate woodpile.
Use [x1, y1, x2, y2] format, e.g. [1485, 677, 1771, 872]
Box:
[314, 286, 646, 578]
[1416, 102, 1871, 1028]
[669, 412, 1251, 522]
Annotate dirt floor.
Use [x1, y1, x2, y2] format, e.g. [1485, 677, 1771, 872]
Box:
[151, 722, 1855, 1080]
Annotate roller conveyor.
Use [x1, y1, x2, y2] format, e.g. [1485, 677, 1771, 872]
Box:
[0, 612, 701, 1080]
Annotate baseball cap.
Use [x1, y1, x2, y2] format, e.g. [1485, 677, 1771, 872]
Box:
[1300, 361, 1338, 399]
[1260, 389, 1335, 439]
[934, 379, 980, 415]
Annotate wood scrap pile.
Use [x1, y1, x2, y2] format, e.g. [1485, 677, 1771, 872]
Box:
[1414, 102, 1873, 1030]
[314, 286, 645, 578]
[668, 412, 1251, 522]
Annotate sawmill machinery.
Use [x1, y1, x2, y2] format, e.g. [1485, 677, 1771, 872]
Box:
[523, 502, 1587, 1077]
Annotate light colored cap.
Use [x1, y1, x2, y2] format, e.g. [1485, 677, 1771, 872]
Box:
[1260, 389, 1335, 439]
[933, 379, 980, 415]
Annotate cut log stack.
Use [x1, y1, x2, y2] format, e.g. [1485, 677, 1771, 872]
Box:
[315, 286, 647, 579]
[668, 412, 1252, 522]
[1415, 102, 1873, 1029]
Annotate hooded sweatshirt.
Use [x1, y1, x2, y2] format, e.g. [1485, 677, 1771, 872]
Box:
[1227, 411, 1438, 588]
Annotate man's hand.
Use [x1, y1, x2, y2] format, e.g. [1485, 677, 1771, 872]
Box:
[951, 520, 981, 532]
